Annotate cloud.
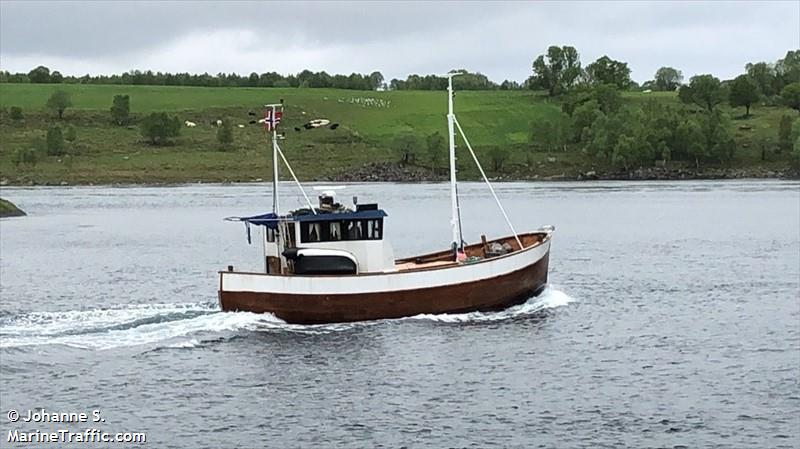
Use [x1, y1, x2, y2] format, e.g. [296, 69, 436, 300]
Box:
[1, 1, 797, 83]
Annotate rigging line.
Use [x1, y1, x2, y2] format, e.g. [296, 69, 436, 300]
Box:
[453, 116, 523, 250]
[275, 141, 317, 214]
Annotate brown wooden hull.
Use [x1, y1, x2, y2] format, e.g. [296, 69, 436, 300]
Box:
[219, 250, 549, 324]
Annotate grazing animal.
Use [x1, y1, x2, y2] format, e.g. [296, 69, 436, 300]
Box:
[294, 127, 302, 132]
[237, 124, 245, 128]
[329, 123, 339, 130]
[216, 119, 223, 126]
[184, 120, 197, 127]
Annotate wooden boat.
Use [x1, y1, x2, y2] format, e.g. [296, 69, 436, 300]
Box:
[219, 72, 554, 324]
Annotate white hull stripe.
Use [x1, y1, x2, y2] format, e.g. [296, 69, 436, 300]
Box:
[222, 239, 550, 295]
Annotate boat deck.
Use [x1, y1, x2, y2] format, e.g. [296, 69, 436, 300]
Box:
[394, 259, 455, 271]
[393, 233, 545, 272]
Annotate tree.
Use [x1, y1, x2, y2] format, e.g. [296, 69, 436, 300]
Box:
[678, 75, 727, 112]
[50, 71, 63, 83]
[216, 119, 234, 149]
[46, 126, 64, 156]
[654, 67, 683, 91]
[776, 50, 800, 87]
[530, 115, 569, 155]
[729, 75, 760, 117]
[391, 133, 420, 165]
[28, 65, 51, 83]
[593, 84, 622, 114]
[425, 132, 445, 172]
[781, 82, 800, 113]
[110, 94, 130, 125]
[46, 90, 72, 119]
[139, 112, 181, 145]
[531, 45, 581, 96]
[745, 62, 776, 96]
[778, 115, 793, 153]
[369, 71, 384, 90]
[488, 146, 510, 172]
[9, 106, 23, 121]
[584, 56, 631, 89]
[571, 99, 602, 143]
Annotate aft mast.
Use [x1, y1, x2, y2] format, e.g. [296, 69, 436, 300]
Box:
[445, 72, 462, 256]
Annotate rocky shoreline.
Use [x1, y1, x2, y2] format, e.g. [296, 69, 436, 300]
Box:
[1, 164, 797, 187]
[326, 162, 799, 183]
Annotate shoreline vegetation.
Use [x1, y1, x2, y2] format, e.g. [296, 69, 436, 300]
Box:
[2, 49, 799, 186]
[0, 198, 25, 217]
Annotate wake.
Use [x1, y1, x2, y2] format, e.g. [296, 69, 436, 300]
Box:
[0, 286, 573, 350]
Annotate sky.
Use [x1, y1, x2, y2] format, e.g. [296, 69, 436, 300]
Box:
[0, 1, 798, 84]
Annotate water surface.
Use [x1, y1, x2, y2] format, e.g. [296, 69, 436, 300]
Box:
[1, 180, 798, 448]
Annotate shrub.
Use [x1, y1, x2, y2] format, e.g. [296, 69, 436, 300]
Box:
[488, 146, 510, 171]
[9, 106, 23, 121]
[46, 126, 65, 156]
[391, 133, 420, 165]
[140, 112, 181, 145]
[216, 119, 234, 149]
[110, 95, 130, 125]
[14, 148, 38, 167]
[64, 125, 77, 143]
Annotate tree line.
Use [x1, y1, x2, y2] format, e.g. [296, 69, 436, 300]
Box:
[1, 67, 387, 91]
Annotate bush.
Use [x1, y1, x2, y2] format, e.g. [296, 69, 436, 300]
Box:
[778, 115, 793, 153]
[391, 133, 420, 165]
[9, 106, 23, 121]
[140, 112, 181, 145]
[14, 148, 38, 167]
[488, 146, 510, 171]
[110, 95, 130, 125]
[216, 119, 234, 149]
[46, 126, 65, 156]
[64, 125, 77, 143]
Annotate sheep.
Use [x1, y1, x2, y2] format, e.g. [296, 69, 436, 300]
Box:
[185, 120, 197, 127]
[216, 119, 223, 126]
[237, 124, 245, 128]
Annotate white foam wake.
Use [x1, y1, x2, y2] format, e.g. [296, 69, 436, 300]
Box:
[0, 286, 573, 350]
[405, 285, 574, 323]
[0, 303, 281, 350]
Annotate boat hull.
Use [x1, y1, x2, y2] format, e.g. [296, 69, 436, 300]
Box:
[219, 232, 552, 324]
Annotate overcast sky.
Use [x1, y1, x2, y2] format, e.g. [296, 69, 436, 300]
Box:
[0, 1, 797, 84]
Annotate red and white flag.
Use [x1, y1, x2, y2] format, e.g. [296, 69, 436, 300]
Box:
[264, 108, 282, 131]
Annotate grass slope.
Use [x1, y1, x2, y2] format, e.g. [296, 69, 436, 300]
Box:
[0, 83, 795, 184]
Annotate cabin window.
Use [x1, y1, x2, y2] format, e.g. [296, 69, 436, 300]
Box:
[265, 227, 276, 243]
[300, 218, 383, 242]
[329, 222, 341, 241]
[301, 222, 322, 243]
[345, 220, 362, 240]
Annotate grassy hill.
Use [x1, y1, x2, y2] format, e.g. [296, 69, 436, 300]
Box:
[0, 83, 795, 184]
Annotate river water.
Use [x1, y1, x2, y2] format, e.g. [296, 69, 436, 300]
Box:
[0, 181, 798, 448]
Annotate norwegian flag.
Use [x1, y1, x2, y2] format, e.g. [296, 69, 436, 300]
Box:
[264, 108, 282, 132]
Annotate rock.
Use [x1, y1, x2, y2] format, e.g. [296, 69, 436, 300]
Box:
[0, 198, 26, 218]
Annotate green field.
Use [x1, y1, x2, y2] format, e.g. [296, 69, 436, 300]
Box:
[0, 83, 795, 184]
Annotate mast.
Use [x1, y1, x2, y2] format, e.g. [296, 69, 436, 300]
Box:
[445, 72, 461, 253]
[268, 104, 280, 213]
